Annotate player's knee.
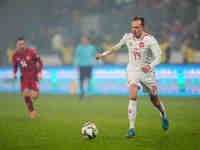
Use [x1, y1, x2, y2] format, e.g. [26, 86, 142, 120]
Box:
[152, 86, 158, 96]
[129, 86, 138, 100]
[32, 95, 38, 100]
[24, 93, 30, 97]
[23, 89, 30, 97]
[32, 92, 39, 100]
[130, 96, 137, 101]
[130, 92, 137, 100]
[32, 96, 38, 100]
[130, 93, 137, 100]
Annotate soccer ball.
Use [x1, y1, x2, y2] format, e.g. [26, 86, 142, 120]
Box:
[81, 122, 98, 139]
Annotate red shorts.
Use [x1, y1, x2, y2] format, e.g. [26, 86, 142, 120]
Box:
[21, 79, 39, 92]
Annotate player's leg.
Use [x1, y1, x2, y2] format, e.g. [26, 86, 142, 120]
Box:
[126, 71, 140, 138]
[149, 86, 166, 117]
[23, 88, 36, 118]
[32, 90, 39, 100]
[86, 66, 92, 97]
[142, 72, 169, 131]
[21, 79, 36, 118]
[79, 67, 85, 99]
[31, 90, 39, 117]
[149, 87, 169, 131]
[126, 83, 139, 138]
[31, 80, 40, 100]
[30, 80, 40, 116]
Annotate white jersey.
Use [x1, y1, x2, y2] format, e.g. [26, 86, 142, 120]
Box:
[113, 32, 161, 72]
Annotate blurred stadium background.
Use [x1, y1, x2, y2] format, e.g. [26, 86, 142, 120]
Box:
[0, 0, 200, 96]
[1, 0, 200, 65]
[0, 1, 200, 150]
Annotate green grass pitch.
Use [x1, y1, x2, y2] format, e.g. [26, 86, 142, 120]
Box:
[0, 93, 200, 150]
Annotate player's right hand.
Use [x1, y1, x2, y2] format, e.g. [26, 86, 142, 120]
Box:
[96, 53, 103, 60]
[13, 73, 17, 80]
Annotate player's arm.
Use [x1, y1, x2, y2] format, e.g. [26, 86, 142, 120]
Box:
[12, 53, 17, 79]
[142, 37, 161, 73]
[149, 37, 162, 69]
[96, 34, 127, 59]
[37, 57, 43, 80]
[33, 50, 43, 80]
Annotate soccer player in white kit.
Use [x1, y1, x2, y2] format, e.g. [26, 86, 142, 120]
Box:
[96, 16, 169, 138]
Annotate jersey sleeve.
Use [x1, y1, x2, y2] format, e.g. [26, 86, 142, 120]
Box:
[32, 49, 43, 73]
[32, 49, 39, 59]
[12, 52, 18, 74]
[112, 33, 127, 51]
[149, 36, 162, 69]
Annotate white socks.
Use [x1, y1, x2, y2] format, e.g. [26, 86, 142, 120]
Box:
[128, 100, 136, 129]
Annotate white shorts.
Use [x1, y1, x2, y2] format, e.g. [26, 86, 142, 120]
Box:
[127, 70, 157, 95]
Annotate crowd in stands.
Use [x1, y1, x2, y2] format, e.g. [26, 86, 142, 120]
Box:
[4, 0, 200, 65]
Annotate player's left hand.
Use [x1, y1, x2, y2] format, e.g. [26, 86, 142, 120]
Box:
[37, 72, 42, 80]
[141, 65, 151, 73]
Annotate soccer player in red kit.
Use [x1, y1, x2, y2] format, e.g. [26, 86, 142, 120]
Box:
[12, 37, 43, 118]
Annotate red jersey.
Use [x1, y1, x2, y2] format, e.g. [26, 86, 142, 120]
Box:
[12, 48, 43, 80]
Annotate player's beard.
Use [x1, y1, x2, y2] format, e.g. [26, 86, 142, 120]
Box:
[133, 31, 142, 39]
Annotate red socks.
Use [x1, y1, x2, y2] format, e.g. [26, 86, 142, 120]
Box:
[24, 96, 34, 112]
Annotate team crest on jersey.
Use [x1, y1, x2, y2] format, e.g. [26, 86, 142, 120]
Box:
[26, 56, 30, 60]
[139, 42, 144, 48]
